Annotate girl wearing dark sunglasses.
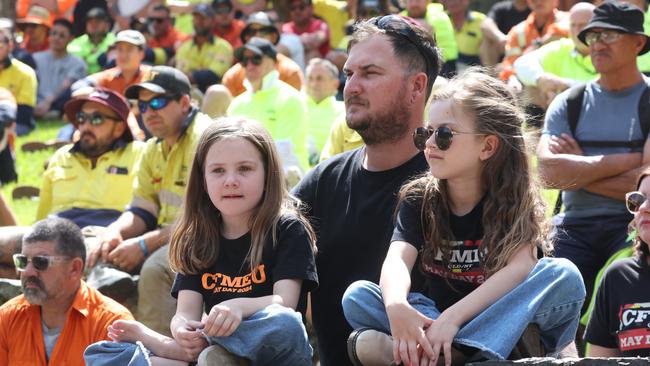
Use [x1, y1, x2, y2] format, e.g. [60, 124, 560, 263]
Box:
[584, 168, 650, 358]
[343, 69, 585, 366]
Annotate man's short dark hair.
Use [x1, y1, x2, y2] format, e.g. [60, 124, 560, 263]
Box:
[349, 16, 441, 99]
[53, 18, 74, 34]
[23, 218, 86, 268]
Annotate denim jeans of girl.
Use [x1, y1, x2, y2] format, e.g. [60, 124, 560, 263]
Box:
[342, 257, 586, 360]
[208, 303, 313, 365]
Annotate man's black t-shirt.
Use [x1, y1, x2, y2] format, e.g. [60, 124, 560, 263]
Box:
[170, 215, 318, 314]
[488, 0, 531, 35]
[584, 256, 650, 357]
[292, 148, 428, 366]
[392, 195, 485, 311]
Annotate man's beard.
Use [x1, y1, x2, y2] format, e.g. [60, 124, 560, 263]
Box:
[21, 276, 48, 305]
[79, 132, 112, 157]
[345, 89, 411, 146]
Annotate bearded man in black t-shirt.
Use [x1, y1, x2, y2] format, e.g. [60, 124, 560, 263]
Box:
[292, 15, 441, 366]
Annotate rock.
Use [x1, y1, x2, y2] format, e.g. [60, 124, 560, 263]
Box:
[0, 278, 21, 304]
[469, 357, 650, 365]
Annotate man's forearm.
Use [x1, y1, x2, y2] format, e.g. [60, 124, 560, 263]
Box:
[481, 18, 506, 43]
[142, 226, 171, 252]
[538, 152, 642, 190]
[582, 163, 650, 200]
[108, 211, 147, 240]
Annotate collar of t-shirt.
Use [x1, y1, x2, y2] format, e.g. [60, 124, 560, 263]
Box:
[243, 70, 279, 93]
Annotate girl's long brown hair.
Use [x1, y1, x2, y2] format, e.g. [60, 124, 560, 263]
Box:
[631, 168, 650, 259]
[168, 117, 316, 274]
[399, 68, 552, 277]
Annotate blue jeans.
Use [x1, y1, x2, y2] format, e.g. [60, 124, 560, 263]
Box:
[208, 304, 312, 366]
[342, 258, 585, 360]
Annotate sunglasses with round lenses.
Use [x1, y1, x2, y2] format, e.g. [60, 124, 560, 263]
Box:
[76, 111, 120, 126]
[240, 54, 263, 67]
[626, 191, 647, 214]
[413, 126, 486, 151]
[138, 95, 176, 114]
[584, 30, 624, 46]
[13, 254, 70, 272]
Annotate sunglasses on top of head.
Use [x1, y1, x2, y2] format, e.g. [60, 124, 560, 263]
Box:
[626, 191, 648, 214]
[138, 95, 178, 114]
[13, 254, 70, 272]
[413, 126, 486, 151]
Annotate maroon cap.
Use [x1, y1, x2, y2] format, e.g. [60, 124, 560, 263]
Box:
[63, 88, 133, 142]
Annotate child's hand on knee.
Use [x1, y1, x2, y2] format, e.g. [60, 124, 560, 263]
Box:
[386, 302, 435, 365]
[203, 303, 243, 337]
[424, 315, 460, 366]
[174, 320, 209, 361]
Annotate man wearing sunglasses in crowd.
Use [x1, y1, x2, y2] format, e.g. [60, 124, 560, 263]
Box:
[147, 4, 189, 65]
[283, 0, 331, 62]
[90, 66, 212, 337]
[228, 37, 310, 172]
[212, 0, 245, 49]
[221, 11, 303, 98]
[292, 15, 437, 365]
[33, 18, 87, 119]
[0, 217, 133, 366]
[538, 1, 650, 315]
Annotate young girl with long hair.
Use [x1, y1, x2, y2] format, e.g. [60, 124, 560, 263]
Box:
[99, 117, 318, 365]
[342, 69, 586, 366]
[584, 168, 650, 357]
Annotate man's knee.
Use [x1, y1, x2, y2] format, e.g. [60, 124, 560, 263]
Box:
[201, 84, 233, 119]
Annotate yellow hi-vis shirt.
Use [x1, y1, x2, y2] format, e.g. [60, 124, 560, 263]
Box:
[319, 114, 363, 162]
[402, 4, 459, 63]
[37, 141, 145, 220]
[175, 36, 234, 78]
[0, 58, 37, 107]
[454, 11, 486, 67]
[130, 109, 212, 227]
[228, 71, 310, 171]
[305, 94, 344, 166]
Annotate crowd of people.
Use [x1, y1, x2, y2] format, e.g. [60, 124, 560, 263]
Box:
[0, 0, 649, 365]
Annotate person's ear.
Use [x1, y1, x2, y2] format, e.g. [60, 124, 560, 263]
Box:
[410, 72, 428, 103]
[180, 94, 191, 112]
[479, 135, 499, 161]
[70, 257, 84, 278]
[113, 121, 126, 140]
[636, 35, 647, 55]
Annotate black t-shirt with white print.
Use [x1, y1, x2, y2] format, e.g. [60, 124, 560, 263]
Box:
[170, 215, 318, 314]
[392, 195, 485, 311]
[584, 256, 650, 357]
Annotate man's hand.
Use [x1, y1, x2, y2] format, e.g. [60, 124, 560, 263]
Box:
[88, 229, 122, 268]
[34, 99, 52, 118]
[537, 74, 570, 95]
[107, 238, 146, 272]
[549, 133, 583, 155]
[507, 75, 523, 94]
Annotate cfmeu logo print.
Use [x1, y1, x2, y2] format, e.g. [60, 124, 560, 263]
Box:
[201, 265, 267, 294]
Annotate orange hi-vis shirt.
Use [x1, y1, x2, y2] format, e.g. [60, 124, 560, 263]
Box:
[90, 64, 152, 95]
[0, 281, 133, 366]
[222, 53, 304, 97]
[500, 9, 568, 80]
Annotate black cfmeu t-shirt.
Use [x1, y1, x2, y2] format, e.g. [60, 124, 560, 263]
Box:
[488, 0, 531, 35]
[584, 256, 650, 357]
[170, 215, 318, 314]
[292, 148, 428, 366]
[392, 195, 485, 311]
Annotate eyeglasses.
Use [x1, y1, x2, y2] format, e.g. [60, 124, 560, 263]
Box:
[371, 15, 433, 80]
[584, 30, 624, 46]
[48, 30, 68, 38]
[76, 111, 121, 126]
[137, 95, 177, 113]
[626, 191, 647, 213]
[413, 126, 486, 151]
[240, 54, 263, 66]
[13, 254, 70, 272]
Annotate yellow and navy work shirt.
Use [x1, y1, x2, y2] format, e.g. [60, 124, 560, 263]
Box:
[305, 94, 344, 166]
[37, 140, 145, 221]
[175, 36, 233, 79]
[402, 4, 459, 63]
[319, 115, 363, 162]
[228, 71, 310, 171]
[0, 57, 37, 107]
[129, 108, 212, 229]
[454, 11, 486, 67]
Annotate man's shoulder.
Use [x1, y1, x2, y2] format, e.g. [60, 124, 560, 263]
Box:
[306, 148, 361, 180]
[0, 294, 31, 315]
[277, 53, 302, 73]
[10, 58, 36, 78]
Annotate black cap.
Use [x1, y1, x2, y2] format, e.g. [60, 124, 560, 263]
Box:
[86, 7, 109, 21]
[240, 12, 280, 44]
[193, 3, 215, 17]
[125, 66, 191, 99]
[235, 37, 277, 61]
[578, 1, 650, 55]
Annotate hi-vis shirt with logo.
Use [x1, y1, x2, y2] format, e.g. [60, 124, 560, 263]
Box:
[420, 239, 486, 284]
[201, 264, 267, 295]
[617, 302, 650, 352]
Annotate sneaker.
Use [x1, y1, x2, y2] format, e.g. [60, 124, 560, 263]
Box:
[347, 328, 396, 366]
[197, 344, 249, 366]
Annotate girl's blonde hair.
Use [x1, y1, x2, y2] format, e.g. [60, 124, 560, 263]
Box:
[168, 117, 316, 274]
[399, 67, 551, 277]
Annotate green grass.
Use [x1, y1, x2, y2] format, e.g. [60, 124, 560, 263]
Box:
[1, 120, 65, 225]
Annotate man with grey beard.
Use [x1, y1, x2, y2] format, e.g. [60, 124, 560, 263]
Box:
[292, 15, 440, 365]
[0, 217, 132, 365]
